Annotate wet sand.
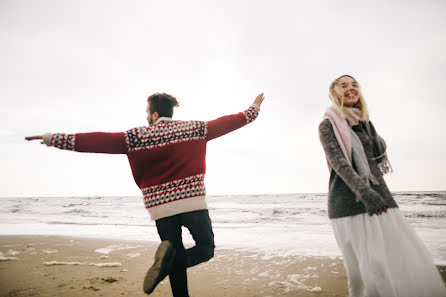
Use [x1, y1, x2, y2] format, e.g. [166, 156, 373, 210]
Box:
[0, 236, 444, 297]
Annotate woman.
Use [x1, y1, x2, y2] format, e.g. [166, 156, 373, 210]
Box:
[318, 75, 445, 297]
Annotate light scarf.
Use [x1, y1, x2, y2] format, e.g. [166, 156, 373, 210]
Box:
[323, 105, 392, 187]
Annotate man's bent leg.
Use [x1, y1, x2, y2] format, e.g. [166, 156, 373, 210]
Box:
[156, 215, 189, 297]
[182, 209, 215, 267]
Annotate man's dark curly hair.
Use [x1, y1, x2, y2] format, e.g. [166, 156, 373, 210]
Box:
[147, 93, 180, 118]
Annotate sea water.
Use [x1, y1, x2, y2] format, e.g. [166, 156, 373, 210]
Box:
[0, 192, 445, 264]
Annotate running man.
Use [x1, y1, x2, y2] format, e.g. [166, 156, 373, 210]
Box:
[25, 92, 265, 296]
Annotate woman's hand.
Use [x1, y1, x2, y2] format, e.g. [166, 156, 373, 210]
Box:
[360, 188, 388, 216]
[375, 206, 388, 216]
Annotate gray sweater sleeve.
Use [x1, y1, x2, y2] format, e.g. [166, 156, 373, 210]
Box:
[318, 119, 387, 215]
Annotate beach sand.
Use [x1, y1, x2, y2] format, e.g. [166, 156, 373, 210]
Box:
[0, 236, 444, 297]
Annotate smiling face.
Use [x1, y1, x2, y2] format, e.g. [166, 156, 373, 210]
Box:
[329, 74, 370, 122]
[336, 76, 360, 107]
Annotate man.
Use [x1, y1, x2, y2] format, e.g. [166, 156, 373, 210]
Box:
[25, 92, 265, 296]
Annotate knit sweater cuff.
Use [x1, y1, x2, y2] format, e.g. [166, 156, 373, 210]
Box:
[42, 133, 76, 150]
[42, 133, 53, 146]
[243, 105, 260, 123]
[251, 103, 260, 111]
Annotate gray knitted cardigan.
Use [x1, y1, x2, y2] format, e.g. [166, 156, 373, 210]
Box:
[319, 119, 398, 219]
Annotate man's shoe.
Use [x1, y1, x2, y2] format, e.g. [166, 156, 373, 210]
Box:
[143, 240, 175, 294]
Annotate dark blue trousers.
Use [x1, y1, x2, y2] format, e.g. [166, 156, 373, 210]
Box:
[155, 209, 215, 297]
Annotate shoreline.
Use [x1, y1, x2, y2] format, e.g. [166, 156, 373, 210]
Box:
[0, 235, 349, 297]
[0, 235, 444, 297]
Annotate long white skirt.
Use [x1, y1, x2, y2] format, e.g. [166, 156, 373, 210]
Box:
[330, 208, 445, 297]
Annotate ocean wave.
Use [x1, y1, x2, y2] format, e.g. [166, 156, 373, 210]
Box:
[63, 203, 91, 208]
[63, 209, 92, 214]
[46, 221, 151, 227]
[404, 211, 446, 219]
[9, 205, 22, 213]
[421, 202, 446, 206]
[270, 208, 326, 216]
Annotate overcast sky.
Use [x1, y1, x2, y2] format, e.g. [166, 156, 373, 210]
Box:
[1, 0, 445, 197]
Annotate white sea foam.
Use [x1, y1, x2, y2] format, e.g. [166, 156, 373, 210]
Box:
[41, 249, 58, 254]
[268, 280, 300, 293]
[287, 274, 314, 291]
[89, 262, 121, 267]
[43, 261, 83, 265]
[0, 251, 18, 261]
[6, 250, 20, 256]
[95, 244, 143, 255]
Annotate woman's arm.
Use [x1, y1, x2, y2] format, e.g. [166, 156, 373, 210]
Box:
[319, 119, 387, 215]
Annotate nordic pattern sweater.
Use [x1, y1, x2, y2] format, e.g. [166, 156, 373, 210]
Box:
[43, 105, 260, 220]
[318, 119, 398, 219]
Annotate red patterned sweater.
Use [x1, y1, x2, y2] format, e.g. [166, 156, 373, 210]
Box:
[43, 105, 260, 220]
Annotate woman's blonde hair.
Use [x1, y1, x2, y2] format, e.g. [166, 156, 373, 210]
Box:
[329, 74, 369, 122]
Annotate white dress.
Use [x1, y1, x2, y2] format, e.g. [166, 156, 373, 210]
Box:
[330, 207, 446, 297]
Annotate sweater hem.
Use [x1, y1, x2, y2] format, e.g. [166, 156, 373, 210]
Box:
[147, 195, 208, 221]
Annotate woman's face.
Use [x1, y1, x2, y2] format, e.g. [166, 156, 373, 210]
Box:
[336, 76, 360, 107]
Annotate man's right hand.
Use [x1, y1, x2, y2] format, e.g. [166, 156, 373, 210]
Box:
[25, 135, 45, 144]
[25, 135, 43, 141]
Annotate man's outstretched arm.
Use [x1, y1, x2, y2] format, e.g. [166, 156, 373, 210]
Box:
[205, 93, 265, 141]
[25, 131, 128, 154]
